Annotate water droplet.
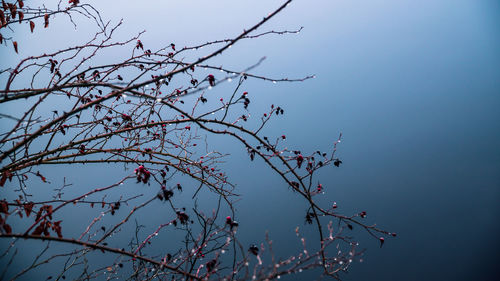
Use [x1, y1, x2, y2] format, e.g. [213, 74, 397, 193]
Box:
[272, 81, 277, 84]
[208, 86, 212, 90]
[156, 98, 162, 102]
[227, 78, 232, 82]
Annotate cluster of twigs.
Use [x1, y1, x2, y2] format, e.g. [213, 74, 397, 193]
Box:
[0, 1, 394, 280]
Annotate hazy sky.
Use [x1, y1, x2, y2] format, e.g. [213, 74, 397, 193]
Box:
[1, 1, 499, 280]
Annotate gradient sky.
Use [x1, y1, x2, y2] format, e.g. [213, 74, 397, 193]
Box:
[1, 1, 499, 280]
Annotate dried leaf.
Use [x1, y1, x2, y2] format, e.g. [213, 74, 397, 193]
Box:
[32, 225, 43, 235]
[3, 223, 12, 234]
[0, 200, 8, 214]
[18, 0, 24, 9]
[18, 10, 23, 22]
[53, 221, 62, 238]
[9, 4, 16, 19]
[12, 41, 18, 53]
[29, 20, 34, 32]
[0, 173, 6, 187]
[47, 205, 53, 219]
[44, 14, 49, 28]
[23, 202, 34, 217]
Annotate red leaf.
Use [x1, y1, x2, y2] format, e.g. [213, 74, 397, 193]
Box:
[0, 201, 8, 214]
[18, 10, 23, 22]
[44, 14, 49, 28]
[55, 227, 62, 238]
[9, 4, 16, 19]
[35, 208, 43, 221]
[47, 205, 53, 219]
[0, 173, 6, 187]
[18, 0, 24, 9]
[3, 223, 12, 234]
[33, 224, 43, 236]
[12, 41, 18, 54]
[23, 202, 34, 217]
[29, 20, 34, 33]
[0, 10, 4, 27]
